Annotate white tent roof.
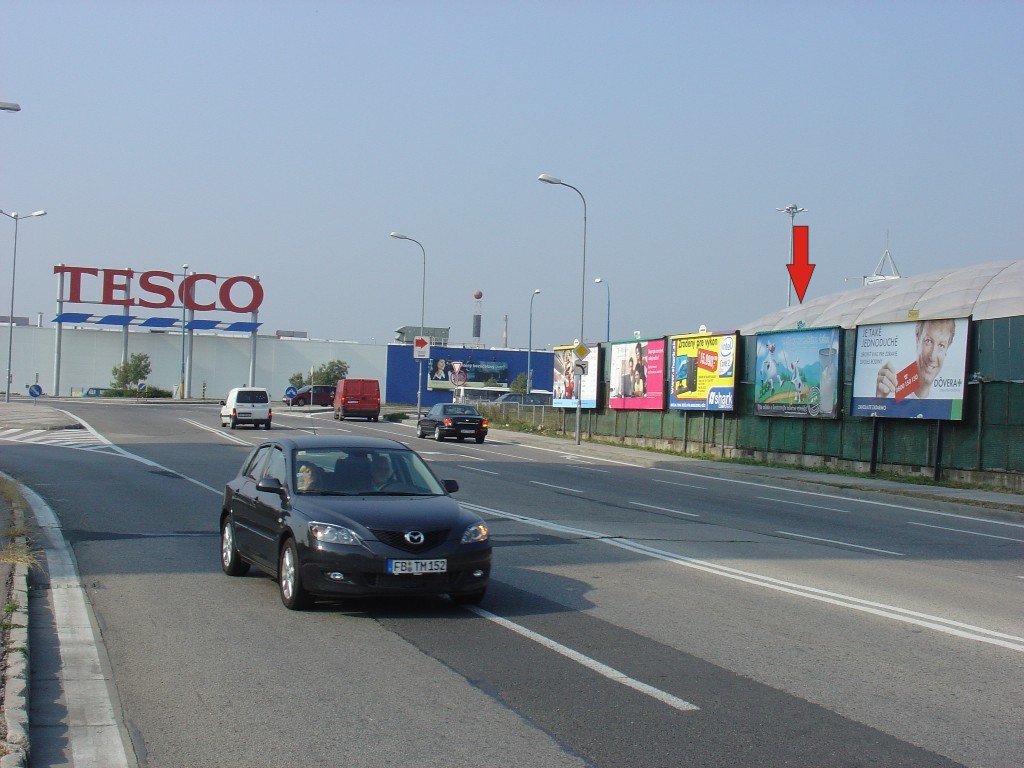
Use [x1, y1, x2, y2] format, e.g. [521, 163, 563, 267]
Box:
[739, 259, 1024, 334]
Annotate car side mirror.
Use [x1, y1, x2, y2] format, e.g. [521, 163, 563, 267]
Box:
[219, 400, 226, 406]
[256, 477, 287, 498]
[443, 479, 459, 494]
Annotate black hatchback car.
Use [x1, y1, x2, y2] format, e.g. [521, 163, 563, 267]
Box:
[416, 403, 489, 443]
[219, 435, 491, 609]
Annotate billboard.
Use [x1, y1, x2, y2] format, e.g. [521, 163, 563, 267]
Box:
[851, 317, 969, 420]
[609, 338, 665, 410]
[553, 344, 598, 409]
[426, 358, 509, 390]
[754, 327, 841, 418]
[668, 332, 737, 411]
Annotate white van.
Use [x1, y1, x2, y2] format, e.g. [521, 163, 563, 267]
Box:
[220, 387, 272, 430]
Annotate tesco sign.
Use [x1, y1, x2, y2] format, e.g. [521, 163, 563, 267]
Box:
[53, 266, 264, 314]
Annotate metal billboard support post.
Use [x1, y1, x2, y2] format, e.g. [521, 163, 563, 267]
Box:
[53, 266, 65, 397]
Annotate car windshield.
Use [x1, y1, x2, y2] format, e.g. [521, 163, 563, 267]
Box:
[293, 447, 445, 496]
[444, 405, 480, 416]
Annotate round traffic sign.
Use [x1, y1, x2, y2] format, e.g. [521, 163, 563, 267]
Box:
[285, 386, 298, 399]
[28, 384, 43, 398]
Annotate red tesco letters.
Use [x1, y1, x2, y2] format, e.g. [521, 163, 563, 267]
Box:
[53, 266, 263, 314]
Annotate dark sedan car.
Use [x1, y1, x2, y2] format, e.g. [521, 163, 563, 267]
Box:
[416, 403, 489, 443]
[219, 435, 491, 610]
[283, 384, 335, 407]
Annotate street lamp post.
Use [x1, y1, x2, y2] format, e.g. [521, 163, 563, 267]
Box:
[389, 232, 427, 415]
[1, 209, 46, 403]
[527, 289, 541, 393]
[538, 173, 587, 444]
[180, 263, 189, 399]
[595, 277, 610, 342]
[776, 204, 807, 307]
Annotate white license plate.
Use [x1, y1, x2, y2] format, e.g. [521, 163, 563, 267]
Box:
[387, 559, 447, 575]
[460, 428, 476, 433]
[237, 411, 252, 418]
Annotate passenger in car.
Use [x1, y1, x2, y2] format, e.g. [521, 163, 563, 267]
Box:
[296, 462, 324, 492]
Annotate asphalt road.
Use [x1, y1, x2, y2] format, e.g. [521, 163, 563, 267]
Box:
[2, 400, 1022, 768]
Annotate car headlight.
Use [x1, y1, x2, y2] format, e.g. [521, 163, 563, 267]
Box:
[309, 522, 362, 546]
[461, 522, 489, 544]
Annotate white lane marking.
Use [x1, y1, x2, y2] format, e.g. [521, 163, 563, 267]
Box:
[458, 465, 500, 475]
[629, 501, 700, 518]
[467, 606, 699, 713]
[655, 466, 1024, 529]
[181, 418, 253, 445]
[756, 496, 855, 515]
[570, 466, 611, 473]
[775, 531, 905, 556]
[464, 502, 1024, 653]
[530, 481, 583, 494]
[566, 455, 596, 465]
[907, 522, 1024, 544]
[18, 482, 133, 768]
[653, 478, 708, 490]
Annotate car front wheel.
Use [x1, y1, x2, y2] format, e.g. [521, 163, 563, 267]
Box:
[279, 539, 310, 610]
[221, 515, 249, 576]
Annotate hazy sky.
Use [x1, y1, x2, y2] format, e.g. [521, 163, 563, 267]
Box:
[3, 1, 1021, 351]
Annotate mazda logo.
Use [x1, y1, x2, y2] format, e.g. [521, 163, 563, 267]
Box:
[404, 530, 425, 545]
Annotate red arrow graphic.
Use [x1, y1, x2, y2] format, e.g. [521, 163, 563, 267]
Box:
[787, 225, 814, 303]
[414, 337, 429, 348]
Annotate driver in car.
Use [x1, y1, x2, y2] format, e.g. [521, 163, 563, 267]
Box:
[369, 454, 396, 491]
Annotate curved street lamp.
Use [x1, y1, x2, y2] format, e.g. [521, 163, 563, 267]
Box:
[538, 173, 587, 445]
[1, 209, 47, 402]
[777, 204, 807, 307]
[390, 232, 427, 415]
[527, 289, 541, 393]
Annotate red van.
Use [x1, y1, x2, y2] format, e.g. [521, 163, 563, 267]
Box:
[333, 379, 381, 421]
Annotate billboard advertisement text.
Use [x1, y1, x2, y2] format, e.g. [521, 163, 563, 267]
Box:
[426, 358, 509, 390]
[851, 318, 968, 419]
[668, 333, 737, 411]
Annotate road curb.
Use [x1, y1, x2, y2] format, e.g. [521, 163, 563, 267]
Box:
[1, 557, 30, 768]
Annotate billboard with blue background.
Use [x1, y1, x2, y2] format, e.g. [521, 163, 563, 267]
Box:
[386, 345, 552, 408]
